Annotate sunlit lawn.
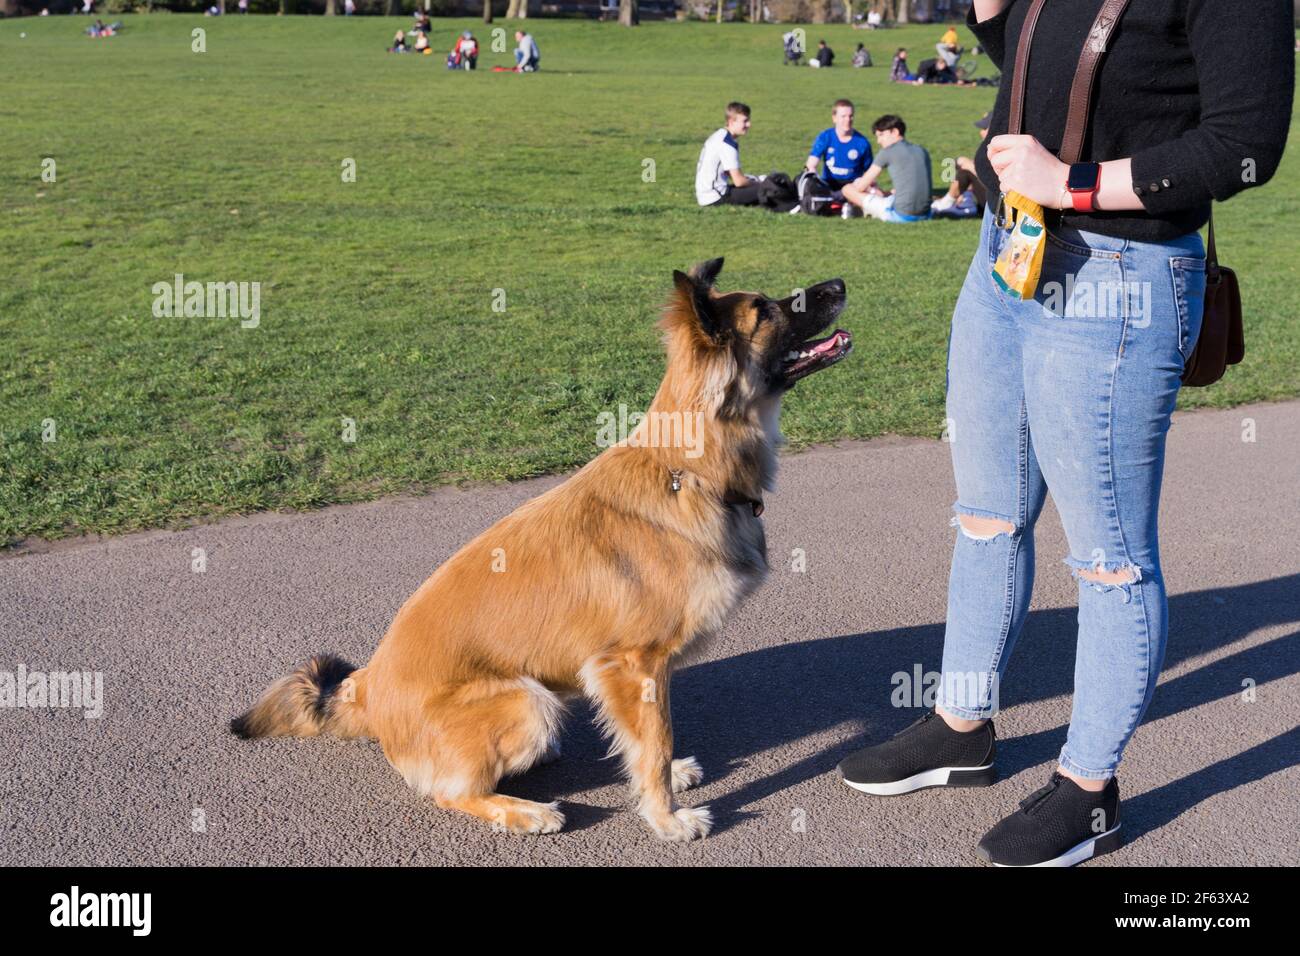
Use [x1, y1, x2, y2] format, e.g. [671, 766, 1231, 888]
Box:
[2, 15, 1297, 544]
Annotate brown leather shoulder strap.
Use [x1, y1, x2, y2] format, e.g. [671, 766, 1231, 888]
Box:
[1008, 0, 1049, 136]
[1009, 0, 1132, 160]
[1059, 0, 1133, 164]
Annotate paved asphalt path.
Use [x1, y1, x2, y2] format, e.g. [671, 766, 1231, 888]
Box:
[2, 402, 1296, 866]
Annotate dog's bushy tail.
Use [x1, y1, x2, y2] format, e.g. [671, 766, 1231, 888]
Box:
[230, 654, 367, 740]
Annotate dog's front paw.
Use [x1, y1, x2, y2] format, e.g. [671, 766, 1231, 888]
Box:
[672, 756, 704, 793]
[643, 804, 713, 842]
[494, 800, 566, 835]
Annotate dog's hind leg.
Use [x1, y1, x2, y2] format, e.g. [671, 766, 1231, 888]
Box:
[581, 650, 711, 841]
[390, 677, 567, 835]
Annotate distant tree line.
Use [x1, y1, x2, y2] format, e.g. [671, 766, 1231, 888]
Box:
[29, 0, 1300, 25]
[3, 0, 979, 17]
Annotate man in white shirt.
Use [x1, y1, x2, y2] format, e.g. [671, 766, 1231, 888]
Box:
[514, 31, 540, 72]
[695, 102, 763, 207]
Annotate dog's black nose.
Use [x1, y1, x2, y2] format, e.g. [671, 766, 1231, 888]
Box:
[817, 278, 846, 296]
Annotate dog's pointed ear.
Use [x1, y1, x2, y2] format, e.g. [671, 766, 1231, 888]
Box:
[689, 257, 725, 288]
[672, 268, 725, 342]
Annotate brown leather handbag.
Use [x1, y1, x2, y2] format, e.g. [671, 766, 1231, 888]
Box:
[1010, 0, 1244, 387]
[1181, 214, 1244, 386]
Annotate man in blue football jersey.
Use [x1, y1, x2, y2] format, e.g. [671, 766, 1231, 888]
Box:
[804, 99, 873, 193]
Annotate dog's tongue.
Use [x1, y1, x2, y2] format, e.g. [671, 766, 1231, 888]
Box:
[783, 329, 853, 382]
[807, 330, 851, 355]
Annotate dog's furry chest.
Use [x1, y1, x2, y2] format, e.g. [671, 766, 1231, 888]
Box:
[679, 507, 768, 651]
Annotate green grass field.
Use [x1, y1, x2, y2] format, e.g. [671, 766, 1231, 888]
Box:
[2, 15, 1298, 546]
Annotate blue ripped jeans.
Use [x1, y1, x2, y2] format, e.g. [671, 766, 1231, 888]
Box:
[939, 206, 1206, 780]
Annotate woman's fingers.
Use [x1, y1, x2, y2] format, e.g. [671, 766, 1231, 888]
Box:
[987, 135, 1051, 198]
[987, 134, 1033, 155]
[987, 137, 1035, 177]
[989, 149, 1018, 175]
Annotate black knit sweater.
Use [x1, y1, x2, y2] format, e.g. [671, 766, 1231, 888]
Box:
[970, 0, 1295, 242]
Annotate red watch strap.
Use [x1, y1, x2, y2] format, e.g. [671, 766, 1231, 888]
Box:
[1070, 165, 1101, 212]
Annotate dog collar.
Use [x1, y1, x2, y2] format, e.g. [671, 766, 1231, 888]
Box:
[669, 469, 764, 517]
[723, 489, 765, 517]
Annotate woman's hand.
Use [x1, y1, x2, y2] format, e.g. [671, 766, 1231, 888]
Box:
[986, 134, 1068, 209]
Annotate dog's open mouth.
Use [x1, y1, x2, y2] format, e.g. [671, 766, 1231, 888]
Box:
[781, 329, 853, 383]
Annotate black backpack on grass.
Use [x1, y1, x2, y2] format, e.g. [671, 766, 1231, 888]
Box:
[758, 172, 800, 213]
[797, 171, 836, 216]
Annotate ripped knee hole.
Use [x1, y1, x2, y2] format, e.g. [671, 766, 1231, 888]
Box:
[955, 515, 1016, 541]
[1075, 564, 1141, 586]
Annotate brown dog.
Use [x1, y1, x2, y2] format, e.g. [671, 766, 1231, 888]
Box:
[232, 259, 850, 840]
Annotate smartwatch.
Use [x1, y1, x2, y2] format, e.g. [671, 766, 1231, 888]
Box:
[1067, 162, 1102, 212]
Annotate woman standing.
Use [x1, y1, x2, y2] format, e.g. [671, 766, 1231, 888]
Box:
[838, 0, 1294, 866]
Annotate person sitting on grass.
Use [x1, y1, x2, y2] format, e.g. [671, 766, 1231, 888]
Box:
[852, 43, 873, 68]
[515, 30, 540, 72]
[936, 23, 960, 68]
[931, 111, 990, 219]
[805, 99, 873, 196]
[389, 30, 408, 54]
[415, 31, 431, 55]
[452, 32, 478, 70]
[695, 102, 763, 208]
[890, 48, 915, 82]
[840, 114, 933, 223]
[811, 40, 835, 68]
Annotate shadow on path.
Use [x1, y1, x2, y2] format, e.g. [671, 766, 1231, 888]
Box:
[507, 573, 1300, 840]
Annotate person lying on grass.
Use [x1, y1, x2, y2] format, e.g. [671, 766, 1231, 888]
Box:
[914, 57, 973, 86]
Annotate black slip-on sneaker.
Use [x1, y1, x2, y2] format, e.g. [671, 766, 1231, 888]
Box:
[837, 709, 997, 796]
[976, 771, 1123, 867]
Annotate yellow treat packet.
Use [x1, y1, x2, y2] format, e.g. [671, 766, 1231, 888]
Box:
[991, 191, 1047, 300]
